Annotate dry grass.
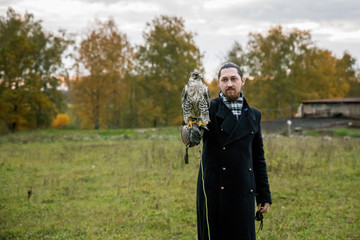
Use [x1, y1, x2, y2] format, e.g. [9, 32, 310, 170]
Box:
[0, 128, 359, 239]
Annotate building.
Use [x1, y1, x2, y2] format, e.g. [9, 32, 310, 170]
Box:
[296, 98, 360, 119]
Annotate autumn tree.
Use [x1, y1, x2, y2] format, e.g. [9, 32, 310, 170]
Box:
[0, 8, 70, 132]
[338, 52, 360, 97]
[71, 19, 133, 129]
[290, 48, 351, 101]
[245, 26, 312, 116]
[136, 15, 203, 127]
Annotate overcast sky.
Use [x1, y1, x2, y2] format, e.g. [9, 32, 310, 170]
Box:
[1, 0, 360, 79]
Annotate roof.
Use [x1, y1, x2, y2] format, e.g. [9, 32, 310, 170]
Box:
[302, 98, 360, 104]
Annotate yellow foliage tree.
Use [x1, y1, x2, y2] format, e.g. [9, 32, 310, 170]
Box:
[136, 15, 203, 127]
[0, 8, 70, 132]
[51, 114, 70, 129]
[71, 19, 133, 129]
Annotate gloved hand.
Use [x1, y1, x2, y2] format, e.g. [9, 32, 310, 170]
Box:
[189, 125, 202, 146]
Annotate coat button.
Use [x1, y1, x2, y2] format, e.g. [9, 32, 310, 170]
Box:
[250, 189, 254, 193]
[251, 131, 254, 134]
[222, 167, 226, 171]
[222, 147, 226, 150]
[249, 168, 252, 171]
[221, 128, 224, 131]
[221, 186, 224, 190]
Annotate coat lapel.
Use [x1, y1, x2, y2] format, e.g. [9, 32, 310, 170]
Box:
[216, 101, 237, 135]
[216, 97, 257, 147]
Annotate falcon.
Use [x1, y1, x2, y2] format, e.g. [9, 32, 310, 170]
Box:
[181, 71, 211, 130]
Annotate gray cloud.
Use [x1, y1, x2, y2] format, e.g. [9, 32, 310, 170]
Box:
[78, 0, 126, 4]
[212, 0, 360, 24]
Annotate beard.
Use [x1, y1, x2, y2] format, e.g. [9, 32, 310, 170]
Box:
[222, 88, 240, 102]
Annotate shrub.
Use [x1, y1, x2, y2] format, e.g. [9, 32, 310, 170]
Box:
[51, 114, 70, 129]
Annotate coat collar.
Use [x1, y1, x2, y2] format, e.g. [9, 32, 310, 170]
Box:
[216, 97, 257, 146]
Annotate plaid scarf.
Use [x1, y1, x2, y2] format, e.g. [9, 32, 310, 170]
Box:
[219, 91, 244, 120]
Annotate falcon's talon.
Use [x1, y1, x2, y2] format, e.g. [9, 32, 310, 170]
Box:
[197, 121, 207, 127]
[187, 120, 197, 129]
[196, 121, 209, 131]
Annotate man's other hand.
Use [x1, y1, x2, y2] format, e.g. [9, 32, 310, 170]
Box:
[257, 203, 270, 213]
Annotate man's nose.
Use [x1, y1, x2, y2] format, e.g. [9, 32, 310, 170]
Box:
[226, 80, 233, 87]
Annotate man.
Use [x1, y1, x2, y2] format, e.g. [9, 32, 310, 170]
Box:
[191, 62, 272, 240]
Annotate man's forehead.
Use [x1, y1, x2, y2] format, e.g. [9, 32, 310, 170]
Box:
[220, 68, 240, 77]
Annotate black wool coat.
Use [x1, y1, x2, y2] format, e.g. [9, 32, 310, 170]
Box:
[197, 97, 272, 240]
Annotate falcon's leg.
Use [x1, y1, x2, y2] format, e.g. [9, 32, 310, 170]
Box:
[187, 120, 197, 129]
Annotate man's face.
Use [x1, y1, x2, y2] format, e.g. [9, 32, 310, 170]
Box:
[217, 67, 246, 101]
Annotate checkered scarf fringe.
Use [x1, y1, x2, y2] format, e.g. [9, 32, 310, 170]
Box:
[219, 91, 244, 120]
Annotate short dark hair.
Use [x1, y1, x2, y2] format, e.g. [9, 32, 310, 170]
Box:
[217, 62, 243, 79]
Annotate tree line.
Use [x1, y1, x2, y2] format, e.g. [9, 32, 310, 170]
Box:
[217, 26, 360, 119]
[0, 8, 359, 132]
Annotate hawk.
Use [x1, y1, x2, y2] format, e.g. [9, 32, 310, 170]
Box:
[181, 71, 211, 130]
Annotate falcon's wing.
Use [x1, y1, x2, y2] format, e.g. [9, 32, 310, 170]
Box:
[205, 85, 211, 107]
[198, 83, 211, 125]
[181, 84, 188, 109]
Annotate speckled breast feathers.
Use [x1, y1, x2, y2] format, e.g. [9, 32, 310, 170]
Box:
[181, 71, 210, 127]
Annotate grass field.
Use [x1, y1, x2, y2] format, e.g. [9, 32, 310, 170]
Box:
[0, 128, 359, 239]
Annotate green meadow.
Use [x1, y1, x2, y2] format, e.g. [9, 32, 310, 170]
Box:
[0, 128, 359, 239]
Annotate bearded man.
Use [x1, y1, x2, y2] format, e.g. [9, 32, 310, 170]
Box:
[192, 62, 272, 240]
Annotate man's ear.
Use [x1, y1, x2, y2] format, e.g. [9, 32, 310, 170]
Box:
[217, 79, 220, 86]
[241, 77, 246, 86]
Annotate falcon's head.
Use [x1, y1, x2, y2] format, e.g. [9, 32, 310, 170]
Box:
[190, 71, 203, 82]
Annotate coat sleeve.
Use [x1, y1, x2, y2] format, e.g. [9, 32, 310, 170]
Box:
[252, 110, 272, 205]
[202, 98, 218, 141]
